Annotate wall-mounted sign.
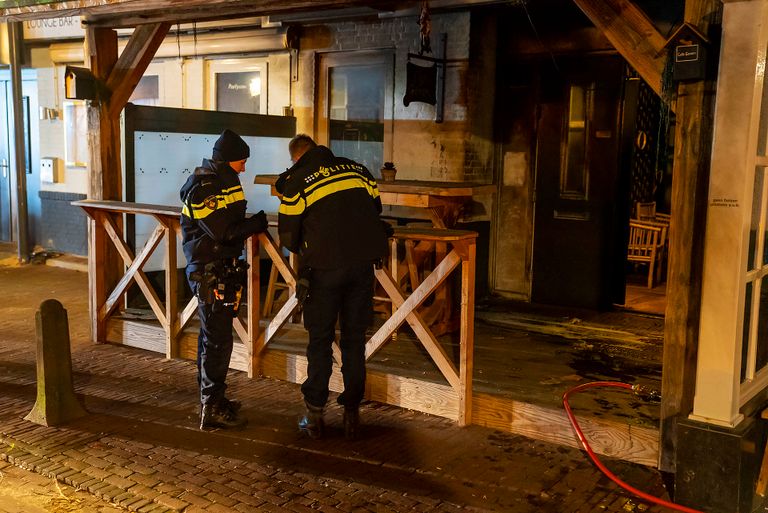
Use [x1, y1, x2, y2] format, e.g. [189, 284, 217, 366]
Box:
[23, 16, 84, 41]
[665, 22, 709, 83]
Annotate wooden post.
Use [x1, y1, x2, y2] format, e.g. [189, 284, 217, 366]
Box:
[246, 235, 260, 378]
[659, 0, 721, 472]
[85, 28, 122, 346]
[458, 240, 476, 427]
[164, 221, 178, 359]
[88, 212, 107, 344]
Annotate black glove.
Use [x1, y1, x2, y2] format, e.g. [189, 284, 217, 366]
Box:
[296, 267, 311, 307]
[223, 210, 268, 242]
[381, 220, 395, 238]
[247, 210, 268, 233]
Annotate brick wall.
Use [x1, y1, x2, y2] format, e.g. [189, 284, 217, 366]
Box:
[39, 191, 87, 256]
[295, 11, 495, 186]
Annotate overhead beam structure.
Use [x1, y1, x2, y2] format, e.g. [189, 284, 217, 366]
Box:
[571, 0, 667, 96]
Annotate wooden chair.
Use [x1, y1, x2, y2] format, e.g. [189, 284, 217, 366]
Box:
[627, 220, 666, 289]
[636, 201, 657, 222]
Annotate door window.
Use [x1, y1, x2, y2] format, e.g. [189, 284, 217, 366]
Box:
[318, 52, 393, 177]
[560, 84, 592, 200]
[206, 58, 268, 114]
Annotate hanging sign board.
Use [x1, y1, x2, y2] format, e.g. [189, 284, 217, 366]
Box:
[23, 16, 84, 40]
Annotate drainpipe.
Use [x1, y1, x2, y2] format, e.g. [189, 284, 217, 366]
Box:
[8, 22, 29, 263]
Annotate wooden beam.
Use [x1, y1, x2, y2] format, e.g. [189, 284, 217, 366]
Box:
[571, 0, 667, 96]
[85, 27, 122, 331]
[459, 241, 476, 426]
[85, 27, 119, 201]
[87, 213, 107, 344]
[107, 22, 170, 119]
[163, 221, 178, 359]
[659, 0, 721, 472]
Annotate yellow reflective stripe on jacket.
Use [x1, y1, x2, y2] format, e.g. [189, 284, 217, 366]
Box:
[279, 174, 377, 217]
[182, 187, 245, 219]
[304, 171, 377, 195]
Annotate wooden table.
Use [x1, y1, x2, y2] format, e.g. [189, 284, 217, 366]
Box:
[253, 175, 494, 228]
[254, 174, 493, 335]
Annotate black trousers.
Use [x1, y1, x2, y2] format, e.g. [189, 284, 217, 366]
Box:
[301, 262, 374, 409]
[187, 269, 234, 406]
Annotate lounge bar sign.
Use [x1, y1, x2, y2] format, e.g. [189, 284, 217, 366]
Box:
[23, 16, 84, 40]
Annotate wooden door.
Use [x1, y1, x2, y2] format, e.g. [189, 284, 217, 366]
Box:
[0, 82, 11, 242]
[316, 51, 394, 177]
[531, 57, 626, 309]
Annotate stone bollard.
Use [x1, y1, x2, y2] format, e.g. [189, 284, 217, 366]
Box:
[24, 299, 87, 426]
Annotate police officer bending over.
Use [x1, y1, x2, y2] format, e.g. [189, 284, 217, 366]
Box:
[180, 129, 268, 430]
[278, 134, 388, 440]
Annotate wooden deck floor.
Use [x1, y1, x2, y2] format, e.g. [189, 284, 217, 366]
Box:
[109, 303, 663, 466]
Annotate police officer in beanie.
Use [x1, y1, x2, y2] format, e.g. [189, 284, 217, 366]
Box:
[278, 134, 388, 440]
[180, 129, 268, 430]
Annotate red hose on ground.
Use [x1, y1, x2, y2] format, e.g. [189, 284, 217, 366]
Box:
[562, 381, 704, 513]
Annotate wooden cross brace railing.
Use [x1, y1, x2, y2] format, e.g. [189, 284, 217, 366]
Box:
[76, 200, 182, 359]
[75, 200, 477, 425]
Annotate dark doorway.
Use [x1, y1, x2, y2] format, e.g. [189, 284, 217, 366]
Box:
[531, 56, 627, 309]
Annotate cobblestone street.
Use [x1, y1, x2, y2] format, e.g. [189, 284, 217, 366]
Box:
[0, 262, 672, 512]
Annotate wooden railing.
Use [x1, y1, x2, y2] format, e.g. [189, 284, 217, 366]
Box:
[74, 200, 478, 424]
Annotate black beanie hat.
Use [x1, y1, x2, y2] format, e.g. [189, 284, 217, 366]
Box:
[212, 129, 250, 162]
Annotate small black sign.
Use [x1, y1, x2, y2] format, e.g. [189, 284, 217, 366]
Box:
[673, 43, 707, 82]
[675, 45, 699, 63]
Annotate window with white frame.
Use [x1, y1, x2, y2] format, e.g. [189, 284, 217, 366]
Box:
[206, 58, 268, 115]
[742, 65, 768, 385]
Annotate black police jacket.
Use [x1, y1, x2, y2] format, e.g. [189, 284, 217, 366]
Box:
[278, 146, 388, 269]
[180, 159, 267, 271]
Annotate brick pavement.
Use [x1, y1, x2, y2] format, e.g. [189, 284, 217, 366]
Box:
[0, 459, 122, 512]
[0, 262, 673, 512]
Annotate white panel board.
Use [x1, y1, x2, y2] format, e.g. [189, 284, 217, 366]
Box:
[133, 131, 290, 271]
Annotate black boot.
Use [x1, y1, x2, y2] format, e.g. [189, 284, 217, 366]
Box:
[343, 407, 360, 441]
[298, 401, 325, 439]
[200, 402, 247, 430]
[220, 397, 242, 414]
[199, 397, 241, 418]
